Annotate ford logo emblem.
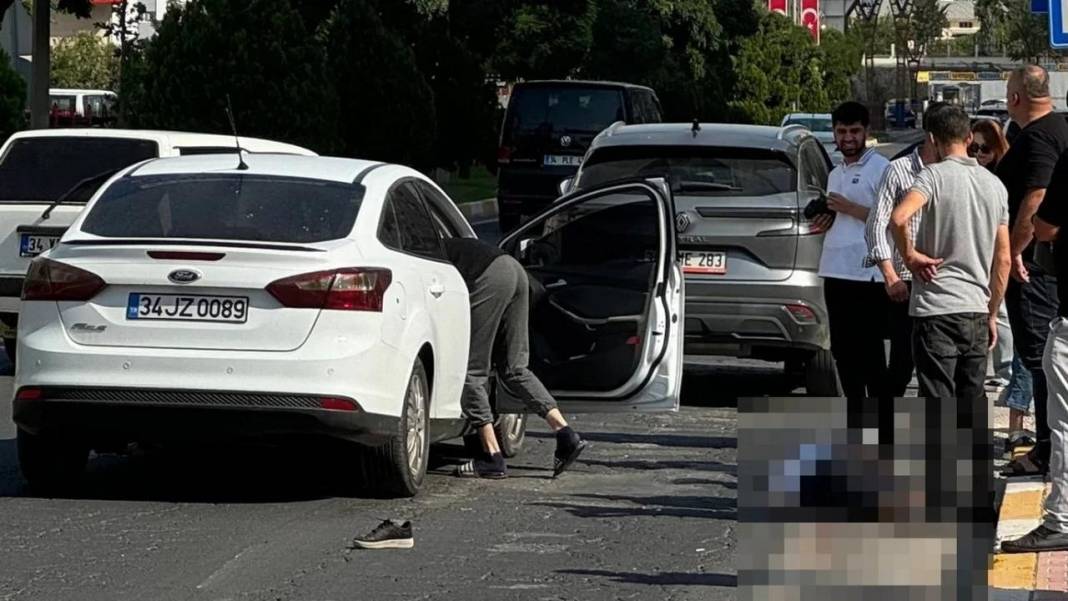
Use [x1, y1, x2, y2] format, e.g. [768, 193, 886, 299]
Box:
[168, 269, 201, 284]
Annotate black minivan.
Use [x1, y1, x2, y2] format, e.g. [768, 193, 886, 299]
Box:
[495, 80, 663, 233]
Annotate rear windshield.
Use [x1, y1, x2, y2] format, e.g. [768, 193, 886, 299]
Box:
[783, 117, 833, 133]
[0, 137, 160, 202]
[81, 174, 363, 244]
[576, 146, 797, 196]
[506, 86, 624, 135]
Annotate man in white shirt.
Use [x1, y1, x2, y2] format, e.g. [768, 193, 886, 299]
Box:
[818, 101, 892, 398]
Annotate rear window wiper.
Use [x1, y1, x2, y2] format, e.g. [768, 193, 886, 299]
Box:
[675, 181, 743, 193]
[41, 169, 121, 221]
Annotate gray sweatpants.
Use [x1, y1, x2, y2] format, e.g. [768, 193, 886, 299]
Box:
[1043, 317, 1068, 532]
[461, 255, 557, 428]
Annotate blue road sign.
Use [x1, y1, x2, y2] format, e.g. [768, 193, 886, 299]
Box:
[1053, 0, 1068, 48]
[1035, 0, 1050, 13]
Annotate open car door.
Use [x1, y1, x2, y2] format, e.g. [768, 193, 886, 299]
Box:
[496, 178, 683, 414]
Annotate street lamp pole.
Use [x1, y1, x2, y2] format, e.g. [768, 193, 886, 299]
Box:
[856, 0, 883, 129]
[889, 0, 913, 129]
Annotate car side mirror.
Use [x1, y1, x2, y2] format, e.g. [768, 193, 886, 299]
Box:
[557, 177, 574, 196]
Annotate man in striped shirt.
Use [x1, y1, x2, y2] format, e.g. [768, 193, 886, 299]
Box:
[864, 103, 946, 397]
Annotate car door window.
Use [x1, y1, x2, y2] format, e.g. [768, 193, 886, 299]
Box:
[378, 202, 402, 249]
[412, 181, 462, 240]
[801, 143, 829, 190]
[391, 182, 445, 260]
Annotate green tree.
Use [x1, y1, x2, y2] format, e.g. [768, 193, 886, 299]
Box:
[50, 32, 118, 89]
[819, 28, 862, 109]
[322, 0, 436, 166]
[0, 47, 25, 142]
[905, 0, 949, 59]
[976, 0, 1055, 61]
[491, 0, 598, 79]
[123, 0, 340, 154]
[729, 11, 826, 125]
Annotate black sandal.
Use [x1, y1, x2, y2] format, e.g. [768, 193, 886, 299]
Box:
[1001, 452, 1046, 477]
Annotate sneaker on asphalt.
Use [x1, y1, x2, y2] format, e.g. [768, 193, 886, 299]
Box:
[1001, 525, 1068, 553]
[351, 520, 414, 550]
[554, 427, 589, 478]
[455, 453, 507, 479]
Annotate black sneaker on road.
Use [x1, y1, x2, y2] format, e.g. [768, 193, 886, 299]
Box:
[554, 428, 589, 478]
[351, 520, 413, 550]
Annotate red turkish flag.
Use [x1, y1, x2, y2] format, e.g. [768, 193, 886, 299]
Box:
[769, 0, 788, 16]
[801, 0, 821, 43]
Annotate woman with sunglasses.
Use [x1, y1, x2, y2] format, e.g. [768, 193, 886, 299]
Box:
[969, 119, 1033, 435]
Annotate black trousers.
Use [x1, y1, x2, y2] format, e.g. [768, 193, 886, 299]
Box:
[913, 313, 989, 401]
[887, 281, 916, 397]
[1005, 262, 1058, 462]
[824, 278, 889, 399]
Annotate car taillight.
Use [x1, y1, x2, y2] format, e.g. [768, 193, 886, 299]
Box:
[22, 258, 106, 301]
[16, 387, 42, 401]
[266, 268, 392, 311]
[785, 304, 818, 324]
[497, 146, 512, 165]
[319, 396, 360, 411]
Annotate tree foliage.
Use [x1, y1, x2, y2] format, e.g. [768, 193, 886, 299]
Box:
[491, 0, 598, 80]
[977, 0, 1056, 61]
[123, 0, 340, 154]
[322, 0, 437, 167]
[0, 47, 25, 142]
[50, 32, 118, 89]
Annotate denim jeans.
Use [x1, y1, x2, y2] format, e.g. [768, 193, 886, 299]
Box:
[1003, 354, 1035, 414]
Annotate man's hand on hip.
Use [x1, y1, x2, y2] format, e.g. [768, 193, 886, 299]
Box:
[905, 251, 943, 283]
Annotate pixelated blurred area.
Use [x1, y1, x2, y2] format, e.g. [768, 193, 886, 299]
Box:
[737, 397, 993, 601]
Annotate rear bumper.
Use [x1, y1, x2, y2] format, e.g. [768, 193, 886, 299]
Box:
[682, 270, 830, 358]
[13, 387, 399, 445]
[0, 276, 23, 318]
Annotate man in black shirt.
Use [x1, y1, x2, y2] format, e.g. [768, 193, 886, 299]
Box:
[996, 65, 1068, 476]
[443, 237, 587, 479]
[1002, 155, 1068, 552]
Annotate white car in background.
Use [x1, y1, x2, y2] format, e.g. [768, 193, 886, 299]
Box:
[0, 129, 315, 361]
[780, 113, 842, 163]
[13, 154, 684, 496]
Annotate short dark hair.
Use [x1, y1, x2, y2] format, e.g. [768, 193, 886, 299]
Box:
[921, 101, 949, 130]
[924, 104, 971, 144]
[832, 101, 869, 127]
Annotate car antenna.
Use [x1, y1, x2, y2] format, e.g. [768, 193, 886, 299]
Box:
[225, 94, 249, 171]
[691, 119, 701, 138]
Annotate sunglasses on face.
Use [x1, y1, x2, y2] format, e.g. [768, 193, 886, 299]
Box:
[968, 143, 993, 155]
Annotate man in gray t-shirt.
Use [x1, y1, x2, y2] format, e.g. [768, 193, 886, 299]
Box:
[891, 105, 1011, 400]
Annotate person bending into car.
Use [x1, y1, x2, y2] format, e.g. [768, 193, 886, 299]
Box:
[445, 236, 588, 479]
[816, 101, 892, 399]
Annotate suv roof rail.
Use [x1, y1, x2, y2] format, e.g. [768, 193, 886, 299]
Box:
[604, 121, 627, 136]
[777, 124, 808, 140]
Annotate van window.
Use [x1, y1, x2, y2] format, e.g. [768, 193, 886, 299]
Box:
[631, 91, 661, 124]
[0, 137, 160, 202]
[504, 86, 624, 139]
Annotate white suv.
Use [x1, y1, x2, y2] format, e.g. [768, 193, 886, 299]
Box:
[0, 129, 315, 360]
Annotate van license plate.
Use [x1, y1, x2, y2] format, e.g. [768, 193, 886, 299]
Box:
[19, 234, 60, 257]
[679, 251, 727, 275]
[127, 293, 249, 323]
[544, 155, 582, 167]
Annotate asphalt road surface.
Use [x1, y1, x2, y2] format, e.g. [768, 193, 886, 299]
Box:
[0, 362, 755, 601]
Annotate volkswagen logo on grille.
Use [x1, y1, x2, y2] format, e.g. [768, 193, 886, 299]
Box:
[168, 269, 201, 284]
[675, 212, 692, 233]
[560, 135, 572, 148]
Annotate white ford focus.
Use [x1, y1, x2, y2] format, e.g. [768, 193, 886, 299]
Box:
[13, 154, 684, 496]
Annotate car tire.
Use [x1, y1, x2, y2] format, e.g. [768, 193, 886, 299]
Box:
[17, 428, 88, 493]
[462, 413, 527, 459]
[361, 358, 430, 498]
[3, 337, 15, 365]
[804, 349, 840, 396]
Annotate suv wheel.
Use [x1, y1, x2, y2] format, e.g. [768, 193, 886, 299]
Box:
[17, 428, 88, 493]
[361, 358, 430, 497]
[804, 349, 840, 396]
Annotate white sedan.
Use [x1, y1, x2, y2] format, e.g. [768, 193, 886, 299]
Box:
[13, 154, 684, 496]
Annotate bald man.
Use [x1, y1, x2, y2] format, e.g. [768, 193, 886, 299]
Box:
[998, 65, 1068, 477]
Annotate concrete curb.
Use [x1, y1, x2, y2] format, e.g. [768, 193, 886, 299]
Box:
[458, 198, 498, 223]
[990, 447, 1068, 594]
